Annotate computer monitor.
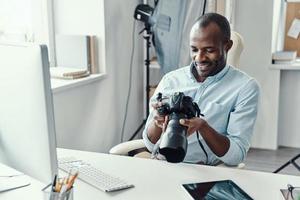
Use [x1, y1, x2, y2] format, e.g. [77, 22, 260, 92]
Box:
[0, 42, 58, 183]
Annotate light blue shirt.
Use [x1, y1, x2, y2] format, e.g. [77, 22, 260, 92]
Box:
[143, 64, 260, 165]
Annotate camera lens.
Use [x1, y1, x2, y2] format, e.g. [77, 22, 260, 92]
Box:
[159, 113, 188, 163]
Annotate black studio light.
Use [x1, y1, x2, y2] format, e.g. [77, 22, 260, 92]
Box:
[134, 3, 171, 33]
[134, 4, 155, 29]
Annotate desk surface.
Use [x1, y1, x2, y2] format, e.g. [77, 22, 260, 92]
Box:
[1, 148, 300, 199]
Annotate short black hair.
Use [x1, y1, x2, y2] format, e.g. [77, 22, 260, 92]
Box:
[194, 13, 231, 41]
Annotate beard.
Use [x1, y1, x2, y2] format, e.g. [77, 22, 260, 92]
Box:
[194, 53, 227, 78]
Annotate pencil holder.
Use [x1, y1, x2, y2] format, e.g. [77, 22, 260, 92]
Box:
[42, 183, 73, 200]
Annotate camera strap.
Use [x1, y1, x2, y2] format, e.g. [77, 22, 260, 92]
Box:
[196, 131, 208, 164]
[196, 112, 208, 164]
[151, 137, 166, 161]
[151, 137, 161, 158]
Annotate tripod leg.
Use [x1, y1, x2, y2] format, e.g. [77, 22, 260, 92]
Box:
[273, 161, 291, 173]
[273, 154, 300, 173]
[291, 154, 300, 171]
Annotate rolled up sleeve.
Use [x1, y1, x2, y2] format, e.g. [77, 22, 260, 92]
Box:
[142, 75, 170, 152]
[217, 79, 260, 165]
[142, 112, 156, 152]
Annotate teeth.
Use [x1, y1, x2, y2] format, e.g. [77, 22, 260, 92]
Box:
[200, 64, 208, 67]
[194, 62, 210, 68]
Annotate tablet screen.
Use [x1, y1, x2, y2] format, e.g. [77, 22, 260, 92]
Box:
[182, 180, 253, 200]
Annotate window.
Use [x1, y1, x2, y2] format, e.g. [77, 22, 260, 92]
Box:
[0, 0, 55, 65]
[1, 0, 105, 76]
[0, 0, 34, 42]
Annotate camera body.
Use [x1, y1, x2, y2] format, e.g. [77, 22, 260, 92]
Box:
[156, 92, 200, 163]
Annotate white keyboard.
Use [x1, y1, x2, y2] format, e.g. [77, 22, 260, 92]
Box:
[58, 157, 134, 192]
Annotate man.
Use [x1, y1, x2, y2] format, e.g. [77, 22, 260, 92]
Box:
[142, 13, 260, 166]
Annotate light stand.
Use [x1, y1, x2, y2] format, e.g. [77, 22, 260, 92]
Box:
[128, 25, 152, 141]
[129, 2, 170, 141]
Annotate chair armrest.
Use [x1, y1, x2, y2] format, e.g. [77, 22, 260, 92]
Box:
[109, 139, 146, 155]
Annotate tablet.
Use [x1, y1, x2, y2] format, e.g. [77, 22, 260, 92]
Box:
[182, 180, 253, 200]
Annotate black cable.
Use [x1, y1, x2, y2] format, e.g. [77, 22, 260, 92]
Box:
[202, 0, 207, 15]
[195, 111, 208, 164]
[120, 20, 136, 142]
[196, 131, 208, 165]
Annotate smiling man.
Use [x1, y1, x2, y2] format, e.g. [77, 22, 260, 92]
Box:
[142, 13, 260, 166]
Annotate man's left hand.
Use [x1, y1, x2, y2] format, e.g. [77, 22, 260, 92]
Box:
[179, 117, 207, 136]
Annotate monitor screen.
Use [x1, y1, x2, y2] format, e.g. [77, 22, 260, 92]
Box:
[0, 42, 58, 183]
[182, 180, 253, 200]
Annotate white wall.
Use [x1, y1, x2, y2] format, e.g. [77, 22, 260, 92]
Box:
[276, 1, 300, 148]
[234, 0, 281, 149]
[235, 0, 300, 149]
[53, 0, 144, 153]
[278, 71, 300, 148]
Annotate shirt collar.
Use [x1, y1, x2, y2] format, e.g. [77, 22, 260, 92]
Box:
[189, 63, 230, 83]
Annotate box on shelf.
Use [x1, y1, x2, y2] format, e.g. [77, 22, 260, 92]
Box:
[272, 51, 297, 61]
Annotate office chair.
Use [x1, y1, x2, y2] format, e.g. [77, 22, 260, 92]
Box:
[109, 31, 245, 168]
[227, 31, 244, 68]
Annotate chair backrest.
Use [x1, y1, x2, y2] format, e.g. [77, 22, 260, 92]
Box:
[227, 31, 244, 68]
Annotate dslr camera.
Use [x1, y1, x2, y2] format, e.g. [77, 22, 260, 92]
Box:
[156, 92, 201, 163]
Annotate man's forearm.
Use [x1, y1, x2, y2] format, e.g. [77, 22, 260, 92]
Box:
[146, 121, 163, 144]
[199, 122, 230, 157]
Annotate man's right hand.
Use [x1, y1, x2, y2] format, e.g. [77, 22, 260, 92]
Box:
[146, 102, 169, 144]
[152, 102, 167, 129]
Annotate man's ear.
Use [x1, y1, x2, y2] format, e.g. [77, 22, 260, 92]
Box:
[224, 40, 233, 52]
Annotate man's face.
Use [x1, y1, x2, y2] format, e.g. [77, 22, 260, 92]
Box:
[190, 22, 232, 82]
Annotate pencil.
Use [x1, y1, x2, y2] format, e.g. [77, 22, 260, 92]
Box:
[67, 172, 79, 190]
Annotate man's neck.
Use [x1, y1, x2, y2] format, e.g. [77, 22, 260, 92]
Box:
[192, 66, 205, 82]
[197, 75, 206, 83]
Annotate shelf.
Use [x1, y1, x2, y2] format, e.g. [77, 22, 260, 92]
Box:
[286, 0, 300, 2]
[51, 73, 107, 94]
[269, 62, 300, 70]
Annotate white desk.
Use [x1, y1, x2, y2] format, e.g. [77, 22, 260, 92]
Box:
[1, 148, 300, 199]
[0, 163, 45, 200]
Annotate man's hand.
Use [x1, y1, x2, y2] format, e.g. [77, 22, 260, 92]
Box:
[152, 102, 168, 129]
[180, 117, 230, 157]
[179, 117, 207, 136]
[146, 102, 169, 144]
